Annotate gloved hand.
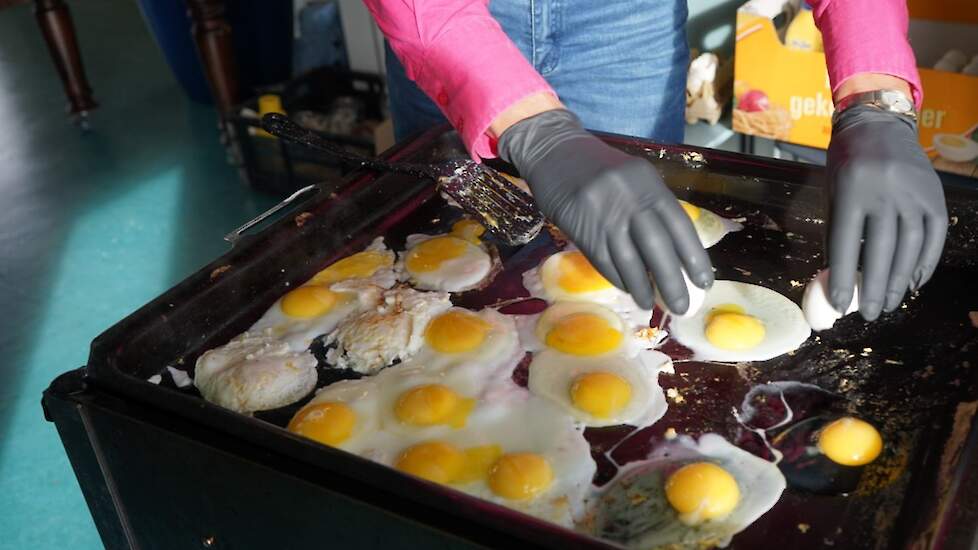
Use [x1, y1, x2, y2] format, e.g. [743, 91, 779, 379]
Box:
[826, 105, 948, 321]
[498, 109, 713, 312]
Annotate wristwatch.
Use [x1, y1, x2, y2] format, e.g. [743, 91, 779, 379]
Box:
[832, 89, 917, 125]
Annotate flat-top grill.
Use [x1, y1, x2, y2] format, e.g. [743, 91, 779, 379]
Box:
[45, 126, 978, 549]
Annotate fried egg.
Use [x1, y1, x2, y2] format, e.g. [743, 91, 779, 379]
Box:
[249, 281, 382, 351]
[310, 236, 397, 288]
[516, 301, 665, 356]
[523, 249, 652, 327]
[385, 394, 596, 528]
[375, 308, 524, 435]
[399, 220, 494, 292]
[589, 434, 785, 548]
[287, 376, 386, 453]
[290, 309, 597, 527]
[247, 238, 396, 351]
[528, 348, 671, 428]
[678, 200, 742, 248]
[325, 287, 453, 374]
[669, 280, 811, 362]
[194, 334, 318, 414]
[298, 308, 523, 446]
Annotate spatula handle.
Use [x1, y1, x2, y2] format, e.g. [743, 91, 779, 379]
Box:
[261, 113, 431, 179]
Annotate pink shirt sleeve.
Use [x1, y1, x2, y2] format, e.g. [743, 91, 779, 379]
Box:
[362, 0, 556, 160]
[809, 0, 923, 108]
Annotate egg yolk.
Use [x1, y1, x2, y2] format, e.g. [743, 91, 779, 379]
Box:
[570, 372, 633, 418]
[424, 309, 492, 353]
[545, 313, 623, 356]
[312, 250, 392, 285]
[450, 219, 486, 244]
[489, 453, 554, 500]
[287, 402, 356, 446]
[394, 384, 475, 428]
[558, 251, 614, 294]
[405, 236, 470, 273]
[817, 417, 883, 466]
[665, 462, 741, 525]
[704, 304, 765, 350]
[679, 200, 701, 221]
[280, 285, 340, 318]
[395, 441, 464, 484]
[455, 445, 504, 484]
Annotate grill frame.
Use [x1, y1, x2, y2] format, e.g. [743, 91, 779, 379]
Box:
[65, 125, 978, 550]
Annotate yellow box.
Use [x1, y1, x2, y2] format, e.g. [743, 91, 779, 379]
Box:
[734, 0, 978, 179]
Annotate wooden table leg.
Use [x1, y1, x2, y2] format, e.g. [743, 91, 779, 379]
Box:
[34, 0, 97, 118]
[185, 0, 239, 118]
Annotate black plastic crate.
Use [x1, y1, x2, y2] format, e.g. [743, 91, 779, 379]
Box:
[230, 66, 386, 196]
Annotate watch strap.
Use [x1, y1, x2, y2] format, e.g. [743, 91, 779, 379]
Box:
[832, 89, 917, 125]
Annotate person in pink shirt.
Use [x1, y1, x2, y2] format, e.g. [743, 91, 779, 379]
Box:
[365, 0, 947, 323]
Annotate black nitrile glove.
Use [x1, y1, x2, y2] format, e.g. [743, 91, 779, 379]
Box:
[826, 105, 948, 321]
[498, 109, 713, 312]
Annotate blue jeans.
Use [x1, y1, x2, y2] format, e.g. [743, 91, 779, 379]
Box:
[386, 0, 689, 144]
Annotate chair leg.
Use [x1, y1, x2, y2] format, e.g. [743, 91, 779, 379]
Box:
[34, 0, 97, 118]
[185, 0, 239, 118]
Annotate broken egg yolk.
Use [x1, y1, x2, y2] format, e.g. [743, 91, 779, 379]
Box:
[395, 441, 465, 484]
[280, 285, 340, 318]
[424, 309, 492, 353]
[450, 219, 486, 244]
[405, 236, 470, 273]
[395, 441, 503, 485]
[545, 313, 623, 356]
[570, 372, 633, 418]
[704, 304, 766, 350]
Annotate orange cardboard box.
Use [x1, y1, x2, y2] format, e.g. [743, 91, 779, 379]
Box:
[734, 0, 978, 179]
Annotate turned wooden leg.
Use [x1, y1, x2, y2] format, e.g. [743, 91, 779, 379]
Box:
[34, 0, 97, 117]
[185, 0, 239, 118]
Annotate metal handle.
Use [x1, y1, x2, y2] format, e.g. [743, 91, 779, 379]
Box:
[224, 185, 318, 245]
[261, 113, 432, 179]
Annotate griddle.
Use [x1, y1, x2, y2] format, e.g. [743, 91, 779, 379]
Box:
[48, 125, 978, 549]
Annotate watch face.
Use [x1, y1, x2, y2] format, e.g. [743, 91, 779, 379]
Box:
[881, 90, 912, 112]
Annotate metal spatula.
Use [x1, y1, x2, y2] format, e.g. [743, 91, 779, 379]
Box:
[261, 113, 544, 246]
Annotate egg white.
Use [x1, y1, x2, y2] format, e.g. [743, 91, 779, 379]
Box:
[194, 334, 318, 413]
[398, 233, 493, 292]
[528, 349, 671, 428]
[669, 280, 811, 362]
[688, 203, 742, 248]
[589, 433, 786, 548]
[325, 287, 453, 374]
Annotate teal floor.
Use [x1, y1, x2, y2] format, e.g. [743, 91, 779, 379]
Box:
[0, 2, 277, 547]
